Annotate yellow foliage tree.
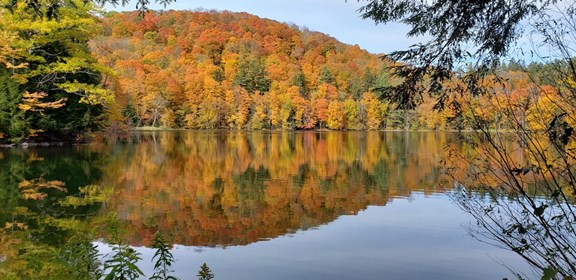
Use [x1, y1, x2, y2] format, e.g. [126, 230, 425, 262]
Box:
[361, 92, 388, 130]
[326, 100, 345, 130]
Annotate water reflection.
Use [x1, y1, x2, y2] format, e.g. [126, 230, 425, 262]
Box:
[0, 147, 105, 243]
[0, 131, 536, 279]
[98, 131, 453, 246]
[0, 147, 108, 279]
[0, 131, 456, 247]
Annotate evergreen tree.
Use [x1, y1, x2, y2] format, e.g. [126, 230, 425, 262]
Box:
[292, 71, 307, 97]
[123, 101, 140, 127]
[317, 67, 334, 85]
[233, 55, 271, 94]
[362, 67, 376, 93]
[0, 75, 28, 142]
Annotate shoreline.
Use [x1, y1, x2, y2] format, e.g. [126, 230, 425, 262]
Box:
[0, 128, 519, 148]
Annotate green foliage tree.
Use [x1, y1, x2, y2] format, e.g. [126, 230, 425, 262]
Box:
[123, 101, 140, 127]
[292, 71, 307, 97]
[362, 67, 376, 92]
[317, 67, 334, 85]
[360, 0, 543, 65]
[0, 76, 28, 141]
[0, 0, 112, 143]
[233, 55, 271, 94]
[3, 0, 176, 18]
[358, 0, 559, 103]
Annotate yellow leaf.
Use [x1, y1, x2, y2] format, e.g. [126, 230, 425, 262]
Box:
[5, 61, 28, 69]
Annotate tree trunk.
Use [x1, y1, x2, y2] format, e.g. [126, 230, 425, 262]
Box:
[404, 109, 410, 130]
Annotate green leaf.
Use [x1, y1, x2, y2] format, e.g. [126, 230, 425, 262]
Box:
[534, 205, 548, 217]
[541, 267, 558, 280]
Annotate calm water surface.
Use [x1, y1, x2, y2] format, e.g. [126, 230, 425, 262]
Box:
[0, 131, 534, 279]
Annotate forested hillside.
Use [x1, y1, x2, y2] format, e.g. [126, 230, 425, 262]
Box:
[0, 7, 567, 143]
[91, 10, 396, 130]
[92, 10, 563, 132]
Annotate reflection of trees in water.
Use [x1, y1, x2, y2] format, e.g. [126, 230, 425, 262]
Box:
[446, 50, 576, 277]
[0, 131, 458, 277]
[102, 131, 453, 247]
[0, 147, 109, 278]
[453, 186, 576, 278]
[449, 131, 576, 278]
[0, 148, 106, 233]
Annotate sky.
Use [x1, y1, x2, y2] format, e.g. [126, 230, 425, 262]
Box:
[106, 0, 425, 55]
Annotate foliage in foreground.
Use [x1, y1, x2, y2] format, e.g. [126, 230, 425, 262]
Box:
[358, 0, 576, 278]
[443, 7, 576, 280]
[0, 0, 110, 143]
[197, 263, 214, 280]
[150, 234, 178, 280]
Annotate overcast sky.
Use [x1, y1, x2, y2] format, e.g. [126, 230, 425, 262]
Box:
[106, 0, 425, 55]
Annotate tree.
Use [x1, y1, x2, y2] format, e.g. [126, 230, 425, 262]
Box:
[0, 0, 111, 142]
[374, 70, 418, 130]
[416, 94, 448, 130]
[251, 93, 268, 129]
[358, 0, 559, 104]
[0, 77, 28, 141]
[317, 66, 334, 85]
[361, 92, 387, 130]
[4, 0, 176, 18]
[91, 9, 398, 131]
[233, 54, 271, 94]
[292, 71, 307, 97]
[326, 100, 345, 130]
[343, 98, 361, 129]
[360, 1, 576, 277]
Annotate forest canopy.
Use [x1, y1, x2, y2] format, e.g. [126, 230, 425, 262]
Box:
[0, 4, 568, 143]
[90, 10, 563, 132]
[91, 10, 396, 131]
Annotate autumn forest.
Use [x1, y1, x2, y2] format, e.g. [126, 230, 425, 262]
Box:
[93, 10, 395, 131]
[0, 3, 565, 143]
[3, 0, 576, 278]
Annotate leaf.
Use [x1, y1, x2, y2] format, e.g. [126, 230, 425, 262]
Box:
[518, 225, 527, 234]
[541, 267, 558, 280]
[534, 205, 548, 217]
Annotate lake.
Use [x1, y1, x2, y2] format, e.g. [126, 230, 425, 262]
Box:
[0, 131, 535, 279]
